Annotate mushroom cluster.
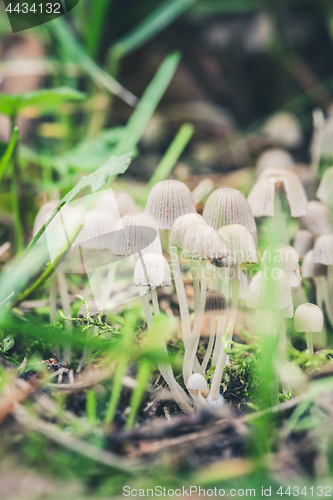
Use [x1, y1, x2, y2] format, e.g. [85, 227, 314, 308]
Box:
[35, 134, 332, 414]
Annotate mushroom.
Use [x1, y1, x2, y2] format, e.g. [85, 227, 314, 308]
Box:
[182, 223, 229, 384]
[256, 148, 294, 175]
[186, 373, 207, 412]
[294, 303, 324, 354]
[247, 167, 308, 244]
[316, 166, 333, 206]
[313, 234, 333, 329]
[302, 249, 327, 315]
[111, 213, 162, 257]
[134, 253, 193, 414]
[203, 187, 257, 236]
[299, 201, 332, 236]
[261, 244, 301, 288]
[293, 230, 314, 260]
[144, 179, 196, 230]
[96, 190, 137, 217]
[169, 213, 207, 355]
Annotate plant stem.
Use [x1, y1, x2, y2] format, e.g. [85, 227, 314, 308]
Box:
[211, 315, 226, 367]
[10, 117, 23, 254]
[210, 319, 231, 401]
[140, 291, 193, 414]
[200, 317, 215, 375]
[12, 222, 84, 307]
[169, 246, 191, 346]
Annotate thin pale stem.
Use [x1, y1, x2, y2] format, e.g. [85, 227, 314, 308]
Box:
[169, 246, 191, 345]
[211, 315, 226, 367]
[139, 293, 193, 414]
[210, 320, 232, 401]
[306, 331, 314, 354]
[200, 317, 216, 375]
[183, 260, 207, 385]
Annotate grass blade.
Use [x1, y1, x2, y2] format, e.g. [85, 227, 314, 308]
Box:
[86, 389, 97, 425]
[86, 0, 113, 58]
[110, 0, 198, 60]
[146, 123, 194, 194]
[0, 126, 18, 183]
[50, 18, 138, 107]
[126, 359, 151, 429]
[112, 52, 181, 157]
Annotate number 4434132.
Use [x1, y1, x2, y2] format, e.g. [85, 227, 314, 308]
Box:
[5, 3, 61, 13]
[277, 485, 332, 496]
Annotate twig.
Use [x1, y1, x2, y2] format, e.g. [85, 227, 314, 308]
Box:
[13, 404, 144, 474]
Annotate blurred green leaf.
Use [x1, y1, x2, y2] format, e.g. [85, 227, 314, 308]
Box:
[126, 359, 151, 429]
[146, 123, 194, 195]
[113, 52, 181, 157]
[0, 126, 18, 183]
[86, 389, 97, 425]
[29, 152, 132, 249]
[51, 18, 138, 107]
[110, 0, 197, 60]
[52, 128, 125, 173]
[0, 88, 86, 117]
[86, 0, 112, 58]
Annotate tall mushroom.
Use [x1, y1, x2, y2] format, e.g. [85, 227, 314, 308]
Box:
[294, 303, 324, 354]
[182, 223, 229, 384]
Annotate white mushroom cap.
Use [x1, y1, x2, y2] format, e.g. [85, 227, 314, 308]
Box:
[204, 290, 228, 317]
[302, 250, 327, 278]
[215, 224, 258, 266]
[316, 166, 333, 206]
[74, 209, 116, 249]
[248, 169, 308, 218]
[261, 244, 301, 288]
[33, 200, 60, 238]
[170, 213, 206, 249]
[293, 230, 314, 260]
[186, 373, 208, 391]
[202, 187, 257, 234]
[96, 190, 137, 218]
[111, 213, 162, 257]
[183, 223, 229, 260]
[246, 269, 293, 312]
[145, 180, 196, 229]
[134, 253, 171, 288]
[256, 148, 294, 174]
[262, 111, 302, 148]
[313, 234, 333, 266]
[300, 201, 332, 235]
[294, 303, 323, 333]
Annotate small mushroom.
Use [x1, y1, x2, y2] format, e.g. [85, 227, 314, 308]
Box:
[294, 303, 324, 354]
[145, 179, 196, 229]
[203, 187, 257, 235]
[316, 166, 333, 206]
[300, 201, 332, 236]
[186, 373, 207, 412]
[293, 230, 314, 260]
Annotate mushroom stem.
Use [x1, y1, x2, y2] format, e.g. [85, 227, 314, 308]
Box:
[194, 390, 198, 413]
[183, 260, 207, 384]
[209, 320, 232, 401]
[140, 290, 193, 414]
[211, 316, 227, 367]
[192, 260, 200, 312]
[200, 317, 216, 375]
[326, 266, 333, 329]
[306, 331, 314, 354]
[169, 246, 191, 345]
[224, 264, 240, 368]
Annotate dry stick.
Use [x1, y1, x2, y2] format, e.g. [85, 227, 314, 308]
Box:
[199, 317, 216, 375]
[139, 291, 193, 414]
[13, 405, 143, 474]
